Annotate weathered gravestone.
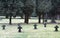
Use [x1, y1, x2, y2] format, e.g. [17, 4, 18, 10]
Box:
[44, 22, 47, 27]
[18, 24, 22, 32]
[33, 24, 37, 29]
[54, 25, 59, 31]
[2, 25, 6, 30]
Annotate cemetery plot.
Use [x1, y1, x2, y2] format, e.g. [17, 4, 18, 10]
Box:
[0, 24, 60, 38]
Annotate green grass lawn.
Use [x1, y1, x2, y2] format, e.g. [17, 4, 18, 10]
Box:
[0, 24, 60, 38]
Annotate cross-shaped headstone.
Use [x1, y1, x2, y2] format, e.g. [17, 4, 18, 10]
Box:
[18, 24, 22, 32]
[33, 24, 37, 29]
[44, 22, 47, 27]
[54, 25, 59, 31]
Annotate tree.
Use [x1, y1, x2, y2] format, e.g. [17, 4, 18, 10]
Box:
[22, 0, 34, 24]
[1, 0, 9, 18]
[36, 0, 41, 23]
[37, 0, 52, 23]
[4, 3, 9, 18]
[9, 13, 13, 25]
[50, 0, 57, 23]
[16, 8, 24, 19]
[8, 0, 15, 24]
[49, 7, 56, 23]
[23, 5, 33, 24]
[56, 1, 60, 20]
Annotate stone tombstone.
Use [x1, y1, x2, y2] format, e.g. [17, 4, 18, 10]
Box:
[18, 24, 22, 32]
[54, 25, 59, 31]
[2, 25, 6, 30]
[44, 22, 47, 27]
[33, 24, 37, 29]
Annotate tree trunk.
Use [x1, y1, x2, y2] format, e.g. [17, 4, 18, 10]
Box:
[51, 16, 56, 23]
[6, 14, 9, 18]
[42, 14, 44, 23]
[9, 16, 12, 25]
[5, 9, 8, 18]
[38, 15, 41, 23]
[24, 15, 29, 24]
[45, 13, 48, 23]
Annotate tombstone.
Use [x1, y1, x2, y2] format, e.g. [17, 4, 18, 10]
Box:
[44, 22, 46, 27]
[33, 24, 37, 29]
[2, 25, 6, 30]
[18, 25, 22, 32]
[54, 25, 59, 31]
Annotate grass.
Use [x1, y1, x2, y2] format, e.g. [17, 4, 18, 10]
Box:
[0, 24, 60, 38]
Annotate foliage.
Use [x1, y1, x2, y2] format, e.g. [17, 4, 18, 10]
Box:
[38, 0, 53, 13]
[0, 0, 59, 16]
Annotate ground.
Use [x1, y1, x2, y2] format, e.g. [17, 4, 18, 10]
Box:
[0, 18, 60, 23]
[0, 24, 60, 38]
[0, 18, 60, 38]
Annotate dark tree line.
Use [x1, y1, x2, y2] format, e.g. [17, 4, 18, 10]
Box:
[0, 0, 60, 24]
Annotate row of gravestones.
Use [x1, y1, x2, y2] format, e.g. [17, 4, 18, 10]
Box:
[2, 23, 59, 32]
